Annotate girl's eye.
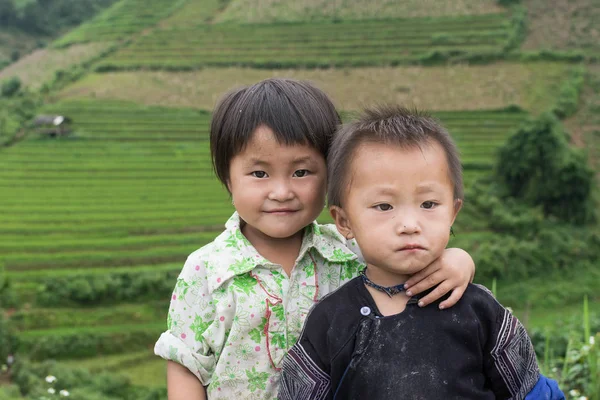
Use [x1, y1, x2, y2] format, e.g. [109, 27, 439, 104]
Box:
[375, 204, 393, 211]
[251, 171, 267, 178]
[421, 201, 437, 209]
[293, 169, 309, 177]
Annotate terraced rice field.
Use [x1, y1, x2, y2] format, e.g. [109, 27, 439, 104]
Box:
[54, 0, 189, 47]
[98, 13, 515, 70]
[215, 0, 504, 23]
[0, 99, 528, 385]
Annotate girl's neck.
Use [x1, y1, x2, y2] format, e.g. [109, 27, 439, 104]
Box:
[241, 222, 304, 276]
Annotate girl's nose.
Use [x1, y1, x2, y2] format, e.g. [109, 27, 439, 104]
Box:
[268, 180, 295, 201]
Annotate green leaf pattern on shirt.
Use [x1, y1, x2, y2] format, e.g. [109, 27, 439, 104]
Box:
[246, 367, 270, 392]
[231, 273, 257, 295]
[190, 314, 211, 342]
[248, 317, 267, 344]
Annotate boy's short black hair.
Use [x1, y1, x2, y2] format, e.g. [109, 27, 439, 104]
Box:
[210, 78, 341, 189]
[328, 105, 464, 207]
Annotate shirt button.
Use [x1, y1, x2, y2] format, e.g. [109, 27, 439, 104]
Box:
[360, 306, 371, 316]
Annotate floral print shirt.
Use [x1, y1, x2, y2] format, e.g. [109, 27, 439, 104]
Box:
[154, 212, 364, 399]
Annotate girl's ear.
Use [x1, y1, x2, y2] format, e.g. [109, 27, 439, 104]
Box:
[451, 199, 463, 225]
[330, 206, 354, 240]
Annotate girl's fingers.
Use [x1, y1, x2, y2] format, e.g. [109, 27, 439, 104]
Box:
[404, 262, 441, 292]
[405, 270, 443, 297]
[438, 285, 467, 310]
[415, 282, 452, 308]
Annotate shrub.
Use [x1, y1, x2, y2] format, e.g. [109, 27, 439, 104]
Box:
[11, 360, 166, 399]
[0, 77, 21, 98]
[495, 113, 595, 224]
[36, 268, 179, 306]
[551, 66, 585, 119]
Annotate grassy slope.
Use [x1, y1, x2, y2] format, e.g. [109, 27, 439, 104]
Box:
[57, 63, 571, 113]
[98, 12, 514, 69]
[216, 0, 504, 23]
[522, 0, 600, 54]
[0, 42, 112, 89]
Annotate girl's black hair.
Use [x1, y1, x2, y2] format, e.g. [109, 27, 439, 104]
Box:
[210, 78, 341, 189]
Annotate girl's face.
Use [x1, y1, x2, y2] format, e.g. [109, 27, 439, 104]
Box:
[227, 125, 327, 243]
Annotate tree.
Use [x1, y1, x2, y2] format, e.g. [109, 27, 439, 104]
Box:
[0, 0, 16, 26]
[495, 112, 595, 224]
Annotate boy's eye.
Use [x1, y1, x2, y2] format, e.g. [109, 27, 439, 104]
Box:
[293, 169, 309, 177]
[251, 171, 268, 178]
[375, 204, 393, 211]
[421, 201, 437, 209]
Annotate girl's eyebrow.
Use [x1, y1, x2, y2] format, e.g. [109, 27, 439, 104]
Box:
[247, 157, 269, 166]
[292, 156, 315, 164]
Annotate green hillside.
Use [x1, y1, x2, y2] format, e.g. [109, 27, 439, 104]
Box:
[1, 0, 598, 398]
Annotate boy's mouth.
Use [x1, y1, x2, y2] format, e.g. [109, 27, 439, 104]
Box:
[398, 244, 426, 251]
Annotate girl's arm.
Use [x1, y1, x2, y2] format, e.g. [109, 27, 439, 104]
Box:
[155, 254, 222, 398]
[167, 361, 207, 400]
[404, 247, 475, 309]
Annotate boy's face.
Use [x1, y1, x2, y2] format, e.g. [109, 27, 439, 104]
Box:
[332, 140, 461, 278]
[228, 125, 327, 242]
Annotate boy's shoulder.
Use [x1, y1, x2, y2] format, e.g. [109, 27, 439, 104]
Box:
[306, 277, 365, 324]
[458, 283, 508, 320]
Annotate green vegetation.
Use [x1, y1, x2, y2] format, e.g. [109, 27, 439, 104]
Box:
[97, 13, 518, 70]
[57, 62, 573, 113]
[523, 0, 600, 56]
[0, 0, 117, 69]
[0, 42, 113, 89]
[54, 0, 190, 47]
[215, 0, 504, 23]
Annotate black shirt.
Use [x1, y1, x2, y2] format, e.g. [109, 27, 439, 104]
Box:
[279, 277, 539, 400]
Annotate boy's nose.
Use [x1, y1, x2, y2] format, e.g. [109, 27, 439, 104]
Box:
[396, 213, 420, 235]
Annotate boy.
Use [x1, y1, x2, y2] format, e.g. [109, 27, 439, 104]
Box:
[279, 105, 564, 399]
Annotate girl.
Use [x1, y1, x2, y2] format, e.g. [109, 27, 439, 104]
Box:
[154, 79, 476, 399]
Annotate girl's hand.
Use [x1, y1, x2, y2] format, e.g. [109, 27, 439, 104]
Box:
[403, 248, 475, 309]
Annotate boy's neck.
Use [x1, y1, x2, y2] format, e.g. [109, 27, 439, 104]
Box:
[364, 264, 411, 287]
[364, 264, 413, 317]
[241, 223, 304, 276]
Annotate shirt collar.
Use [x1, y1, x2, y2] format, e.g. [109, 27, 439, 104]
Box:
[208, 212, 357, 292]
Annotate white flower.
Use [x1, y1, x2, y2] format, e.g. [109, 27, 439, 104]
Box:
[570, 389, 580, 396]
[48, 388, 56, 394]
[578, 397, 587, 400]
[45, 375, 57, 383]
[582, 345, 590, 353]
[590, 336, 595, 346]
[59, 390, 70, 397]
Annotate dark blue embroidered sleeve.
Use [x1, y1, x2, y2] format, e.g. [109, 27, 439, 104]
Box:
[477, 285, 541, 400]
[279, 341, 332, 400]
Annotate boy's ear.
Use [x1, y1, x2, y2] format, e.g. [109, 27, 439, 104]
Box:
[451, 199, 463, 225]
[329, 206, 354, 240]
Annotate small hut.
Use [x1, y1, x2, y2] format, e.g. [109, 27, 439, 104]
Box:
[33, 115, 73, 137]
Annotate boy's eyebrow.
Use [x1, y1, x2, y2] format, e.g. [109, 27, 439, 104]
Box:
[415, 183, 443, 193]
